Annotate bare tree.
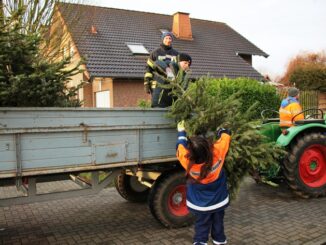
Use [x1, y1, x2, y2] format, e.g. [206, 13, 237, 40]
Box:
[2, 0, 84, 33]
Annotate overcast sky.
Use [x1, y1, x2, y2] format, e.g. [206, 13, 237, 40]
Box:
[84, 0, 326, 80]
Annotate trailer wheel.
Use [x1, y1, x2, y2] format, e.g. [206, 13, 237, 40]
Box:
[283, 132, 326, 198]
[114, 173, 150, 202]
[148, 171, 194, 228]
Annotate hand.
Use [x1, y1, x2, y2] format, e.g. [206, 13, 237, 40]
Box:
[177, 120, 186, 132]
[216, 128, 231, 139]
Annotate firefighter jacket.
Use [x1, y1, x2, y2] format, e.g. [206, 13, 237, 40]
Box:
[176, 130, 231, 214]
[144, 44, 178, 94]
[279, 97, 304, 127]
[149, 60, 190, 108]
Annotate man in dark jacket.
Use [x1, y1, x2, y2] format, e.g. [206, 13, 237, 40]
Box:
[150, 53, 192, 108]
[144, 32, 179, 95]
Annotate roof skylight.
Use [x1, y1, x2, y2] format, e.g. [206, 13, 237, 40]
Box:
[160, 29, 170, 34]
[127, 43, 149, 55]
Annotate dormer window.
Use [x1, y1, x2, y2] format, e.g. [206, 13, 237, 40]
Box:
[127, 43, 149, 55]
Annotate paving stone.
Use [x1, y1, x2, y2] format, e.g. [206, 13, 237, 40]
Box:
[0, 178, 325, 244]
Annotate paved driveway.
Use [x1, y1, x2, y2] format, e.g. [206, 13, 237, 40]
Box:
[0, 178, 325, 245]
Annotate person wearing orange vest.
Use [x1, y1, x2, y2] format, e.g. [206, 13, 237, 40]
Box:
[279, 87, 304, 128]
[176, 121, 231, 245]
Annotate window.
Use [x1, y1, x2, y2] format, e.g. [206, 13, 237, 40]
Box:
[96, 91, 110, 108]
[127, 43, 149, 55]
[160, 29, 170, 34]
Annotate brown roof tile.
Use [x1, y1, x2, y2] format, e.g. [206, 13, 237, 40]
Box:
[58, 3, 268, 80]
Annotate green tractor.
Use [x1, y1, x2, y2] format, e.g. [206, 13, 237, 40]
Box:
[259, 108, 326, 198]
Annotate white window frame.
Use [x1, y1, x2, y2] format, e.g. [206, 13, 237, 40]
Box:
[126, 43, 149, 55]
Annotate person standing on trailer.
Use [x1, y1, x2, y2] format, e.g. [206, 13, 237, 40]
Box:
[144, 32, 179, 97]
[148, 53, 192, 107]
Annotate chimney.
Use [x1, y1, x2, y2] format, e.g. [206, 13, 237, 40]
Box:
[91, 25, 98, 34]
[172, 12, 193, 40]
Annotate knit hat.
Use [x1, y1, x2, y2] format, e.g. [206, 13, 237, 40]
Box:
[178, 53, 192, 66]
[161, 31, 173, 41]
[288, 87, 299, 97]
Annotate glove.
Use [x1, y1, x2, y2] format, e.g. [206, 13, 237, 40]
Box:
[177, 120, 186, 132]
[216, 128, 231, 139]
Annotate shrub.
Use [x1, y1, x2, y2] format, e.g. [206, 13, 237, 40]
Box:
[206, 77, 281, 119]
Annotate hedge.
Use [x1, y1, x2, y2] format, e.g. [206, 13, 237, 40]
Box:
[204, 77, 281, 119]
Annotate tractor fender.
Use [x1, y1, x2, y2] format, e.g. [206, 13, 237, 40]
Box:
[276, 123, 326, 147]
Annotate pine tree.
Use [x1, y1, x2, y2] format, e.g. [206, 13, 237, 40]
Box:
[168, 76, 285, 199]
[0, 8, 83, 107]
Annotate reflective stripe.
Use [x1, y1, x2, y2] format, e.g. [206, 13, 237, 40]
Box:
[292, 109, 303, 114]
[280, 108, 302, 115]
[190, 171, 200, 176]
[211, 159, 222, 171]
[190, 159, 221, 177]
[178, 136, 188, 141]
[279, 108, 292, 114]
[157, 55, 177, 62]
[187, 195, 229, 211]
[280, 120, 292, 124]
[151, 80, 157, 89]
[145, 72, 153, 78]
[147, 59, 154, 68]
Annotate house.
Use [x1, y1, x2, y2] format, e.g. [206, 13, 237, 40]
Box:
[49, 3, 269, 108]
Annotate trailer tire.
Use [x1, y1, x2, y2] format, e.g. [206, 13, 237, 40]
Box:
[148, 171, 194, 228]
[114, 173, 150, 202]
[283, 132, 326, 198]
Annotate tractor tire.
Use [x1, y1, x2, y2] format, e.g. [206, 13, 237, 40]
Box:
[148, 171, 194, 228]
[283, 132, 326, 198]
[114, 173, 150, 202]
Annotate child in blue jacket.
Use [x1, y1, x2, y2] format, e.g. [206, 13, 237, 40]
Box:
[176, 121, 231, 245]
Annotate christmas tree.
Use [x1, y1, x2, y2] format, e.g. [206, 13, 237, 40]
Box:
[0, 8, 83, 107]
[168, 75, 284, 198]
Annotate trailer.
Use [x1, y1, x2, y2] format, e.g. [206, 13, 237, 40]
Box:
[0, 107, 193, 228]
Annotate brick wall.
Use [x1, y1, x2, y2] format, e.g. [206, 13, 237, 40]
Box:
[83, 83, 93, 107]
[113, 79, 150, 107]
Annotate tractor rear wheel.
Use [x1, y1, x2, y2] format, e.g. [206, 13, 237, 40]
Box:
[283, 132, 326, 198]
[148, 171, 194, 228]
[114, 172, 150, 202]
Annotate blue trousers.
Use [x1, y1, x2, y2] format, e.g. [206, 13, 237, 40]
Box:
[193, 209, 226, 244]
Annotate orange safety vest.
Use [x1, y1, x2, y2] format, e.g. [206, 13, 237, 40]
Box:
[279, 100, 304, 127]
[176, 134, 231, 184]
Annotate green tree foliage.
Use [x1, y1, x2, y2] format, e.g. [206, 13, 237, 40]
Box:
[0, 8, 83, 107]
[289, 66, 326, 90]
[168, 76, 284, 198]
